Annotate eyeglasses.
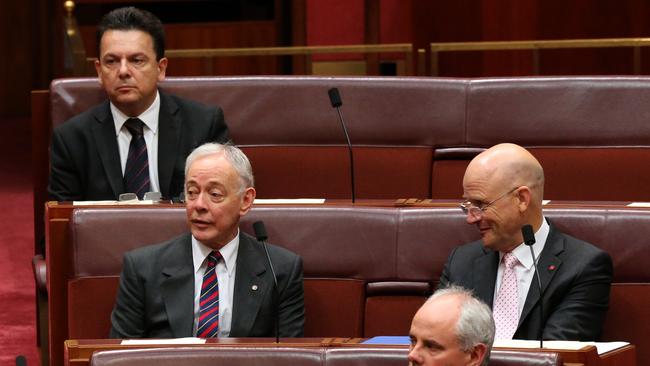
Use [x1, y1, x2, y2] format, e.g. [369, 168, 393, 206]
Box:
[459, 186, 520, 218]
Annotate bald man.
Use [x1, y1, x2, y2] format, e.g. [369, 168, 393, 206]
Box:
[439, 143, 612, 341]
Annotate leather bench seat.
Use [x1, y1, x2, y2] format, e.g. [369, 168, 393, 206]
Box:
[88, 346, 563, 366]
[53, 204, 648, 364]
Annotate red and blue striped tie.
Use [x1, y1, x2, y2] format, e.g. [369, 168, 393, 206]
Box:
[197, 251, 222, 338]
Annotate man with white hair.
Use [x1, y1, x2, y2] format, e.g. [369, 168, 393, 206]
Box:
[110, 143, 304, 338]
[408, 286, 495, 366]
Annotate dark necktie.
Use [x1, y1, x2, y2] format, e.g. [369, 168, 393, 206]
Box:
[123, 118, 150, 199]
[197, 251, 222, 338]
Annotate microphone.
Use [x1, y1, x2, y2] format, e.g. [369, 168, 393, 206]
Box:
[328, 87, 356, 203]
[16, 355, 27, 366]
[522, 224, 544, 348]
[253, 221, 280, 343]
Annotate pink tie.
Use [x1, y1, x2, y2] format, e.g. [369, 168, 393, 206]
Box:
[493, 252, 519, 339]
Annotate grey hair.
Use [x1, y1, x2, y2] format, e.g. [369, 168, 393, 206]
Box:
[184, 143, 254, 193]
[430, 285, 495, 366]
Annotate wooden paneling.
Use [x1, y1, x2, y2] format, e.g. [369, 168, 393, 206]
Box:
[411, 0, 650, 76]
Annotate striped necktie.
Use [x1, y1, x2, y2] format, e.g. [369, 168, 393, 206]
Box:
[123, 118, 150, 199]
[197, 251, 222, 338]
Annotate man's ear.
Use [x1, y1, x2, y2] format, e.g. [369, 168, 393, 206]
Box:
[517, 186, 532, 213]
[467, 343, 488, 366]
[157, 57, 168, 81]
[94, 59, 103, 85]
[239, 187, 256, 216]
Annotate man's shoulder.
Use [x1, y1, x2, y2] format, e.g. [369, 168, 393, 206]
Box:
[550, 226, 611, 260]
[53, 101, 109, 134]
[455, 239, 487, 256]
[161, 91, 219, 114]
[127, 232, 191, 259]
[239, 232, 301, 263]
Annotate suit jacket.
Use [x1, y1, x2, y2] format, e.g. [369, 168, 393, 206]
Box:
[110, 232, 305, 338]
[439, 221, 613, 341]
[48, 91, 229, 201]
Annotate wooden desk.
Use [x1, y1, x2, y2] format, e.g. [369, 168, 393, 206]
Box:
[64, 339, 636, 366]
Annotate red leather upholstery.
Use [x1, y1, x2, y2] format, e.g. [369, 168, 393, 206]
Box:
[53, 204, 644, 364]
[43, 76, 650, 203]
[88, 346, 563, 366]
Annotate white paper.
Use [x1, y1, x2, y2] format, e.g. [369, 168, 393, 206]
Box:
[73, 199, 155, 206]
[627, 202, 650, 207]
[254, 198, 325, 205]
[121, 338, 206, 345]
[493, 339, 629, 355]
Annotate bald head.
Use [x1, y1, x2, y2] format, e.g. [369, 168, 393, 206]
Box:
[465, 143, 544, 206]
[462, 144, 545, 252]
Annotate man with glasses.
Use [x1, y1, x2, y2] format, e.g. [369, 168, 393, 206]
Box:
[439, 143, 612, 341]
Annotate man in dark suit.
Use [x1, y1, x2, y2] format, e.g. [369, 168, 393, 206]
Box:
[48, 7, 229, 201]
[110, 143, 305, 338]
[440, 143, 612, 341]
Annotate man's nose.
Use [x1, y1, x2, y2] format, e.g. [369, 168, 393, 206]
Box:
[118, 58, 130, 76]
[466, 211, 480, 224]
[407, 345, 422, 365]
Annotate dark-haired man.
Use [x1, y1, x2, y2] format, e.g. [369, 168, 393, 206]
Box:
[48, 6, 229, 201]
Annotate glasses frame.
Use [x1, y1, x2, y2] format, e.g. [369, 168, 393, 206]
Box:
[459, 186, 521, 218]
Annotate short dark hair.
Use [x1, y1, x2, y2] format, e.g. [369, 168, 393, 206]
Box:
[97, 6, 165, 60]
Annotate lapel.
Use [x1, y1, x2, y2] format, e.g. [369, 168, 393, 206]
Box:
[157, 92, 182, 198]
[230, 233, 269, 336]
[90, 101, 124, 197]
[160, 234, 195, 337]
[473, 247, 499, 307]
[519, 223, 564, 326]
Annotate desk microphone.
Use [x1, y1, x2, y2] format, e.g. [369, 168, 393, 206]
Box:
[522, 224, 543, 348]
[16, 355, 27, 366]
[328, 87, 356, 203]
[253, 221, 280, 343]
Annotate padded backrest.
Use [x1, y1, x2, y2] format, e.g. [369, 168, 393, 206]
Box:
[67, 204, 648, 356]
[466, 77, 650, 201]
[90, 347, 325, 366]
[89, 347, 562, 366]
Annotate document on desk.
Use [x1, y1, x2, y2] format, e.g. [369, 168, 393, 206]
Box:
[73, 199, 155, 205]
[121, 338, 206, 345]
[253, 198, 326, 204]
[494, 339, 630, 355]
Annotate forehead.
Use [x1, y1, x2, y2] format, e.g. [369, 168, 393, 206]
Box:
[99, 29, 155, 55]
[187, 154, 237, 182]
[412, 297, 460, 338]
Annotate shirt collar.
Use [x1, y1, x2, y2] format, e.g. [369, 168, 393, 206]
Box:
[111, 90, 160, 136]
[192, 230, 239, 276]
[501, 217, 550, 269]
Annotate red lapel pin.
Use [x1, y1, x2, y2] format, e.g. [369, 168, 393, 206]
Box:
[548, 265, 556, 271]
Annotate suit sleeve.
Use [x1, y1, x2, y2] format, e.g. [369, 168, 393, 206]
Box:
[542, 249, 613, 340]
[48, 128, 82, 201]
[110, 251, 147, 338]
[209, 107, 230, 144]
[438, 246, 459, 290]
[277, 255, 305, 337]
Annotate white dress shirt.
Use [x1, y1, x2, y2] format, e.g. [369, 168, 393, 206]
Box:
[494, 218, 550, 317]
[111, 91, 160, 193]
[191, 232, 239, 337]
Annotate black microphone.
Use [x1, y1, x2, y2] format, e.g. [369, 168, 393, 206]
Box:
[328, 87, 356, 203]
[253, 221, 280, 343]
[522, 224, 543, 348]
[16, 355, 27, 366]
